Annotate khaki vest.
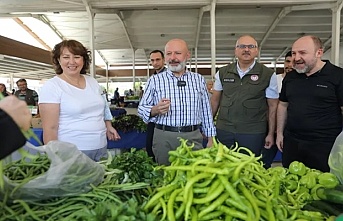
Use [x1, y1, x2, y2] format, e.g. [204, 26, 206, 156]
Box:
[216, 62, 274, 133]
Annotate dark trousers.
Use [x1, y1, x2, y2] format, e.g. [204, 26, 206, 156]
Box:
[146, 122, 156, 162]
[282, 133, 333, 172]
[114, 98, 120, 106]
[261, 144, 279, 169]
[260, 132, 279, 169]
[216, 129, 265, 158]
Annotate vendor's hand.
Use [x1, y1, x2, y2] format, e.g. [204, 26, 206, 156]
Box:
[107, 126, 121, 141]
[0, 96, 32, 131]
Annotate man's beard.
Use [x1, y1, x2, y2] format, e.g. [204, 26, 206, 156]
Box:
[167, 60, 186, 73]
[294, 58, 316, 74]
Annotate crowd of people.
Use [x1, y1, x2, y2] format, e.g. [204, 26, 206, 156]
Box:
[1, 34, 342, 172]
[138, 34, 343, 172]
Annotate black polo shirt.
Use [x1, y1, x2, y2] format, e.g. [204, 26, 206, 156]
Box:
[280, 61, 343, 142]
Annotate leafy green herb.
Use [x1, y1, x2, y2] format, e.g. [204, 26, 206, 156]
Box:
[109, 149, 163, 187]
[112, 114, 147, 133]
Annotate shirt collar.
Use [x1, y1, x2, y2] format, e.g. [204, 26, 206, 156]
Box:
[166, 69, 190, 78]
[237, 61, 256, 77]
[154, 67, 166, 75]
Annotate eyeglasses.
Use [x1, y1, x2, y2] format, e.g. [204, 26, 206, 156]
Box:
[236, 44, 258, 49]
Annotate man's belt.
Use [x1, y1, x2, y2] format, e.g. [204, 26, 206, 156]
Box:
[155, 124, 200, 132]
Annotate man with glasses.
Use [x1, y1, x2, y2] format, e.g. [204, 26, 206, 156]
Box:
[15, 78, 39, 109]
[211, 35, 278, 163]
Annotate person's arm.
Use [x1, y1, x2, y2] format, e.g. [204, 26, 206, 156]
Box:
[199, 78, 216, 147]
[105, 120, 121, 141]
[33, 90, 39, 106]
[210, 71, 223, 117]
[0, 96, 32, 159]
[39, 103, 60, 144]
[0, 110, 26, 159]
[276, 101, 288, 152]
[138, 77, 167, 122]
[265, 98, 278, 148]
[138, 79, 153, 123]
[102, 94, 121, 141]
[150, 99, 171, 117]
[264, 72, 279, 149]
[210, 90, 222, 117]
[103, 94, 113, 121]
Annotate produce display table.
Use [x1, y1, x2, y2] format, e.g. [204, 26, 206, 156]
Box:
[30, 128, 146, 150]
[107, 130, 146, 149]
[29, 128, 44, 146]
[123, 98, 140, 108]
[110, 107, 127, 117]
[29, 128, 281, 161]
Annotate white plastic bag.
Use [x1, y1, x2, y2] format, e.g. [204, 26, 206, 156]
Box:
[1, 140, 105, 201]
[329, 131, 343, 184]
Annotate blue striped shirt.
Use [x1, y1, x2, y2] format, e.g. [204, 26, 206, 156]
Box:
[138, 69, 216, 137]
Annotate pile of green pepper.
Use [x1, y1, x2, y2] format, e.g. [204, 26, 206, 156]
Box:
[269, 161, 340, 208]
[144, 139, 333, 221]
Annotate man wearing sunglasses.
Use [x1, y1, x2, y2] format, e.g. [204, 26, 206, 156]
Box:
[211, 35, 279, 164]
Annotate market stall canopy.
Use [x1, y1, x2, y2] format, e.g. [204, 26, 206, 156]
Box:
[0, 0, 342, 80]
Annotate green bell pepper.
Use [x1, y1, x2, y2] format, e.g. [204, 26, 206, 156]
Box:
[287, 173, 299, 182]
[285, 179, 298, 191]
[297, 191, 312, 202]
[269, 166, 288, 179]
[318, 172, 339, 189]
[309, 169, 322, 177]
[299, 173, 317, 189]
[298, 186, 310, 194]
[311, 184, 324, 200]
[289, 161, 307, 176]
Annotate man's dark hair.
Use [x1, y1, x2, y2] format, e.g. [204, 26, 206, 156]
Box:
[285, 51, 292, 58]
[149, 50, 164, 58]
[16, 78, 27, 85]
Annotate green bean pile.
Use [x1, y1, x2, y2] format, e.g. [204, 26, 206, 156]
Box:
[4, 153, 49, 182]
[0, 160, 153, 221]
[144, 138, 329, 221]
[0, 93, 42, 191]
[0, 152, 49, 201]
[0, 183, 151, 221]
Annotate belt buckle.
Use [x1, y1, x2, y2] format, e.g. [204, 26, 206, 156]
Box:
[177, 126, 182, 133]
